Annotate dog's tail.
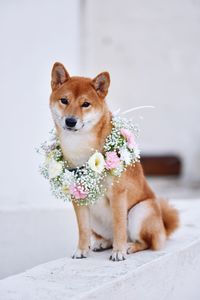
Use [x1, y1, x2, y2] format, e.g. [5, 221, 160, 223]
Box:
[158, 198, 180, 237]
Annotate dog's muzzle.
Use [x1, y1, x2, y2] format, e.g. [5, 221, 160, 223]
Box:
[65, 117, 77, 128]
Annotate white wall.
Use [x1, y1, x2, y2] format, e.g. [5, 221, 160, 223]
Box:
[0, 0, 80, 207]
[81, 0, 200, 180]
[1, 0, 200, 209]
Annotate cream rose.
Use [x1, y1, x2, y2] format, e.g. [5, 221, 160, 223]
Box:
[88, 152, 105, 174]
[48, 160, 63, 179]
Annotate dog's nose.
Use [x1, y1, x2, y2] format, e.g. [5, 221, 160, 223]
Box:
[65, 117, 77, 128]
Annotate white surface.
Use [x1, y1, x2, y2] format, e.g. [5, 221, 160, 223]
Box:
[1, 200, 200, 300]
[0, 204, 77, 279]
[0, 0, 80, 206]
[81, 0, 200, 180]
[1, 176, 199, 280]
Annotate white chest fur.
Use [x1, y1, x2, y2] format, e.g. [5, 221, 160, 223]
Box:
[60, 131, 95, 167]
[90, 196, 113, 241]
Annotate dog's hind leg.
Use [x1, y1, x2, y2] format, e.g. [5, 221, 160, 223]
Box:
[127, 240, 148, 254]
[127, 199, 166, 254]
[92, 231, 112, 252]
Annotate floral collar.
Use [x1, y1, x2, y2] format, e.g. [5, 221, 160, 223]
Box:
[37, 117, 140, 206]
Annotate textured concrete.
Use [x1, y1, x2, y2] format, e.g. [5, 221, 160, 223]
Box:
[1, 200, 200, 300]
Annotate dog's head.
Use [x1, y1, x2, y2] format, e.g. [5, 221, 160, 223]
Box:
[50, 62, 110, 132]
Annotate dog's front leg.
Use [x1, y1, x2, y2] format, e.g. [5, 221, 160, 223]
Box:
[72, 202, 91, 259]
[109, 189, 127, 261]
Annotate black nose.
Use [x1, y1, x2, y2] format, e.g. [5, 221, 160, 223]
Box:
[65, 117, 77, 128]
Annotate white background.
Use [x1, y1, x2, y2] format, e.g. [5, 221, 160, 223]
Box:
[0, 0, 80, 207]
[82, 0, 200, 181]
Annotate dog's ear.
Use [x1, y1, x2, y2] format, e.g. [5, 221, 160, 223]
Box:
[92, 72, 110, 98]
[51, 62, 70, 91]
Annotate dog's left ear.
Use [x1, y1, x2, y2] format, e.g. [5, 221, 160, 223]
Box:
[92, 72, 110, 98]
[51, 62, 70, 91]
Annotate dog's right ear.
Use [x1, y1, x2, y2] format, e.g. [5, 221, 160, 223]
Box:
[51, 62, 70, 91]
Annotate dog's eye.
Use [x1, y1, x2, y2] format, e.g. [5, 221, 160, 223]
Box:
[81, 102, 91, 108]
[60, 98, 69, 105]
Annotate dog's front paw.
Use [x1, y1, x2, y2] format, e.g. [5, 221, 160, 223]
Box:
[72, 248, 89, 259]
[109, 250, 126, 262]
[92, 238, 112, 252]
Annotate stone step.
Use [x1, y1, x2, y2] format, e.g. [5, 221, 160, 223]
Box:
[1, 200, 200, 300]
[0, 203, 78, 279]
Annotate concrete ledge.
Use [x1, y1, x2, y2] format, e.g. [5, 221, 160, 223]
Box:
[0, 205, 78, 279]
[1, 200, 200, 300]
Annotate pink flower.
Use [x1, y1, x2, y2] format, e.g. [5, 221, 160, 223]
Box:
[120, 128, 135, 149]
[70, 184, 88, 200]
[105, 151, 120, 170]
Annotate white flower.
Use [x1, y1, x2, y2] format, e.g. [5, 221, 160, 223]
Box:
[110, 161, 124, 176]
[62, 184, 70, 195]
[61, 169, 75, 188]
[48, 160, 63, 179]
[88, 152, 105, 174]
[62, 169, 75, 182]
[44, 150, 56, 166]
[119, 147, 132, 165]
[60, 170, 75, 196]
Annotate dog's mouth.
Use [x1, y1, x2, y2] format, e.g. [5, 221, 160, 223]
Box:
[62, 117, 96, 133]
[66, 127, 78, 132]
[64, 124, 84, 132]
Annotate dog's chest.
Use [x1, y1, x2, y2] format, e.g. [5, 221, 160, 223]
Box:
[60, 132, 95, 167]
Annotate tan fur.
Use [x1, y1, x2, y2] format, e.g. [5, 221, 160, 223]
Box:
[49, 62, 179, 261]
[72, 202, 91, 251]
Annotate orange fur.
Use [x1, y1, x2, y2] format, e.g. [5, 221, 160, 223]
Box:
[49, 62, 179, 261]
[158, 198, 180, 237]
[72, 202, 91, 251]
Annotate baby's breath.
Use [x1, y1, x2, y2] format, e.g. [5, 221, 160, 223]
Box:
[37, 117, 140, 206]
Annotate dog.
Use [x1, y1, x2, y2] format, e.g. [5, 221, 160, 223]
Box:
[49, 62, 179, 261]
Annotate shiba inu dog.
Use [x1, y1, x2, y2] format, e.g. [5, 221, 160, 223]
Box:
[50, 62, 179, 261]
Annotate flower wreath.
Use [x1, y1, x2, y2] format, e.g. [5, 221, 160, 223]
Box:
[37, 117, 140, 206]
